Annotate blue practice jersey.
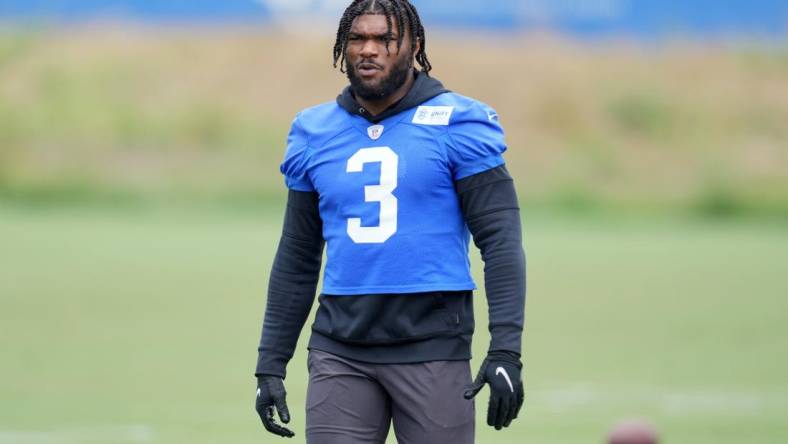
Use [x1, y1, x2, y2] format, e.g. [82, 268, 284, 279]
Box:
[280, 92, 507, 295]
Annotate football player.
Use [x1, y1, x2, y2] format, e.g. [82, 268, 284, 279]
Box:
[255, 1, 526, 442]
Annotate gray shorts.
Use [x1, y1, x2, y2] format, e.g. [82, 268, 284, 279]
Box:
[306, 349, 475, 444]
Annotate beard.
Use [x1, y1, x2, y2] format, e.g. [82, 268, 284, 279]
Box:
[346, 53, 413, 101]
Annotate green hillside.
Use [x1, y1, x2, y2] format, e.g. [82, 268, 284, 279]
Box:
[1, 29, 786, 216]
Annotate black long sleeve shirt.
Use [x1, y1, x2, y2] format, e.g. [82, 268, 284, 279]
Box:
[256, 165, 526, 378]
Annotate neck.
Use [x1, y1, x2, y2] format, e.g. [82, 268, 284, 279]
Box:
[355, 69, 416, 116]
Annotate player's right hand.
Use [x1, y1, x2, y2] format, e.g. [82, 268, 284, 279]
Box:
[256, 376, 295, 438]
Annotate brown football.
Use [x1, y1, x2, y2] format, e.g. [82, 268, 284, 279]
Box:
[607, 420, 659, 444]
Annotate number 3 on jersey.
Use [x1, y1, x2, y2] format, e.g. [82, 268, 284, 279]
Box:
[346, 147, 398, 244]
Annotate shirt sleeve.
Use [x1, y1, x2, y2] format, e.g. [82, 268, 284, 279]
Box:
[445, 102, 508, 180]
[279, 115, 315, 192]
[256, 190, 324, 378]
[455, 165, 525, 355]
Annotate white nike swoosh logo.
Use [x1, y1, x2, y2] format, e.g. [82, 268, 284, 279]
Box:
[495, 367, 515, 393]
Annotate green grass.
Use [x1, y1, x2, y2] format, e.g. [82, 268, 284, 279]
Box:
[1, 204, 787, 443]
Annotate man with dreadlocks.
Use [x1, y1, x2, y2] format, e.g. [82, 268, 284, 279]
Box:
[254, 1, 526, 442]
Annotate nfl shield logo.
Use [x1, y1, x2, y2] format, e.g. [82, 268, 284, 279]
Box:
[367, 125, 384, 140]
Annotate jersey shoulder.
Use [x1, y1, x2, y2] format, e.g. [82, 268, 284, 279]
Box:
[420, 92, 501, 127]
[295, 101, 354, 148]
[281, 101, 352, 191]
[416, 93, 507, 180]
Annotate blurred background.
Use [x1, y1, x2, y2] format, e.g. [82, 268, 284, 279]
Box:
[1, 1, 786, 443]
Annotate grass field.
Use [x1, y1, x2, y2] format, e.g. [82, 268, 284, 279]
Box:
[1, 23, 787, 444]
[1, 203, 787, 443]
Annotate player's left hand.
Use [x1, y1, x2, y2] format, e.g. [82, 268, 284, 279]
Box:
[463, 351, 524, 430]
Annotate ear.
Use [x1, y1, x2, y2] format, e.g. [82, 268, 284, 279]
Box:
[407, 37, 420, 69]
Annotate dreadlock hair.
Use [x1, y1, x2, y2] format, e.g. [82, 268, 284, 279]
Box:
[333, 0, 432, 76]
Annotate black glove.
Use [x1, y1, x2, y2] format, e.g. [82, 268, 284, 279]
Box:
[463, 351, 524, 430]
[256, 376, 294, 438]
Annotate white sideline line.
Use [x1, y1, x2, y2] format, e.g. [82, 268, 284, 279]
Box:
[0, 425, 155, 444]
[528, 384, 788, 416]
